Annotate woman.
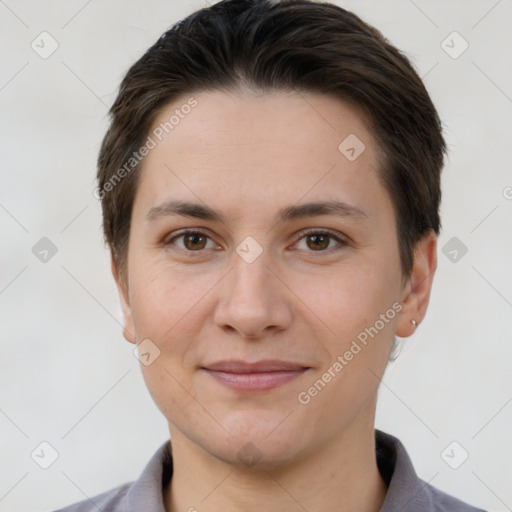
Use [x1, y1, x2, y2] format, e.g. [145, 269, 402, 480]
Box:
[57, 0, 486, 510]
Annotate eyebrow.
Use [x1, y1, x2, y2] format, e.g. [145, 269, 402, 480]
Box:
[145, 199, 368, 224]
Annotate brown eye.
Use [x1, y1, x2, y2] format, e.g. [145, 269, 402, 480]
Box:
[294, 230, 347, 253]
[165, 230, 216, 252]
[183, 232, 207, 250]
[305, 234, 330, 251]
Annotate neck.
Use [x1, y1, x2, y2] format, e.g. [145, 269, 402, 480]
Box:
[163, 413, 387, 512]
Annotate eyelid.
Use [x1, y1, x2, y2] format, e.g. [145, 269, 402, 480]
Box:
[291, 228, 349, 252]
[164, 227, 349, 254]
[164, 228, 220, 250]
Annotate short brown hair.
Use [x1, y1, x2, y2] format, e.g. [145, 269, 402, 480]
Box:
[97, 0, 446, 284]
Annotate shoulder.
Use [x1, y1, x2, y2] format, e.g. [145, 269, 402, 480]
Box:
[53, 440, 172, 512]
[375, 430, 487, 512]
[52, 482, 132, 512]
[53, 482, 132, 512]
[421, 481, 487, 512]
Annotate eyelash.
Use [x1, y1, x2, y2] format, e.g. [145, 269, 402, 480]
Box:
[164, 228, 349, 256]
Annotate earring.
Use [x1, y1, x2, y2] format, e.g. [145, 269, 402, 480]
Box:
[389, 336, 402, 361]
[411, 319, 417, 329]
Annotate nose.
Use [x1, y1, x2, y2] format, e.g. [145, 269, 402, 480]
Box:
[213, 251, 293, 340]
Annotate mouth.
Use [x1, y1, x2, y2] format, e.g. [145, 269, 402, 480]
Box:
[200, 359, 311, 392]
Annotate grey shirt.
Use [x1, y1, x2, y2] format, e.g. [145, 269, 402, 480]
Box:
[54, 430, 486, 511]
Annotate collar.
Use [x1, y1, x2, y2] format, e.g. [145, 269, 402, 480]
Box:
[123, 429, 482, 511]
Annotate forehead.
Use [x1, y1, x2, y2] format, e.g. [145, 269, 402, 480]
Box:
[133, 89, 391, 224]
[148, 89, 375, 160]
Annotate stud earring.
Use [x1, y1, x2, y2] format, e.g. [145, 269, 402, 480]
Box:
[411, 319, 417, 329]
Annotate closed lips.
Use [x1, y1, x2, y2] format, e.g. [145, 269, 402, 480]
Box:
[202, 360, 310, 373]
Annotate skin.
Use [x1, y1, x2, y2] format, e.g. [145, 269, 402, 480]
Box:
[112, 89, 437, 512]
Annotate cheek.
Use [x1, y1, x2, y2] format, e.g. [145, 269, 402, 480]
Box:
[127, 258, 225, 397]
[139, 358, 202, 429]
[128, 256, 210, 339]
[301, 255, 400, 381]
[128, 264, 203, 406]
[305, 259, 399, 327]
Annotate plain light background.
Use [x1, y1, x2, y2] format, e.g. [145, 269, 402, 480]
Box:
[1, 0, 511, 511]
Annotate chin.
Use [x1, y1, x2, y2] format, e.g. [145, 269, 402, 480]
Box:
[214, 435, 304, 471]
[208, 413, 307, 469]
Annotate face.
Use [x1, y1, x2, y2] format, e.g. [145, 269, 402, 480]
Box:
[115, 89, 431, 468]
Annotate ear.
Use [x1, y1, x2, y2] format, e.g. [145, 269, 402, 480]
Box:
[396, 230, 437, 338]
[111, 251, 136, 344]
